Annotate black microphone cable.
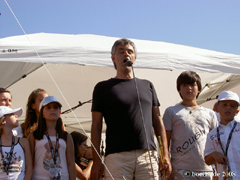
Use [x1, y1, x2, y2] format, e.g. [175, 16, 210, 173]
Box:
[126, 60, 156, 179]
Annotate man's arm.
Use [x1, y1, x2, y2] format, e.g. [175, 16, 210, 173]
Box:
[91, 111, 103, 180]
[152, 106, 172, 178]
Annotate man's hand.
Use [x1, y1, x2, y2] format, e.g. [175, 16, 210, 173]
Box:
[91, 161, 104, 180]
[159, 157, 172, 179]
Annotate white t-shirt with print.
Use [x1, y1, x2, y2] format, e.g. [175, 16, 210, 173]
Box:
[163, 104, 218, 171]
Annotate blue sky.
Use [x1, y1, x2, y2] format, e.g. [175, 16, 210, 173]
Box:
[1, 0, 240, 55]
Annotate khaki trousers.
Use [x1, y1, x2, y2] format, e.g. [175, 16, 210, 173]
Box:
[104, 149, 160, 180]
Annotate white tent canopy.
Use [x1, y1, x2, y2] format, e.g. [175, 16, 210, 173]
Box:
[1, 33, 240, 133]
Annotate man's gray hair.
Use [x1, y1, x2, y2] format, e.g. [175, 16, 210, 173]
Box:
[111, 38, 137, 57]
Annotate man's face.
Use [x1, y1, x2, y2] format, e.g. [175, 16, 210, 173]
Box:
[111, 44, 136, 72]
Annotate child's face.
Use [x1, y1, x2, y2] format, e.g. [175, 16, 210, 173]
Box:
[4, 113, 19, 128]
[42, 102, 61, 121]
[218, 100, 239, 124]
[32, 92, 48, 114]
[78, 140, 88, 157]
[178, 82, 200, 101]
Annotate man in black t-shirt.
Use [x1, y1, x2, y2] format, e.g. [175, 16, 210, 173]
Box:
[91, 38, 171, 180]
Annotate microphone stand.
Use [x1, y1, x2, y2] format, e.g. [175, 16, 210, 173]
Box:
[126, 60, 156, 179]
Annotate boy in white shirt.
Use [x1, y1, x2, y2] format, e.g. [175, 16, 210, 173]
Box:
[205, 91, 240, 180]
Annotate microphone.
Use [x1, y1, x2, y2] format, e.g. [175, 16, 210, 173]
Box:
[125, 60, 133, 67]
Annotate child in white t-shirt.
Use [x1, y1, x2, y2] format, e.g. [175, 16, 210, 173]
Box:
[28, 96, 76, 180]
[205, 91, 240, 180]
[0, 106, 32, 179]
[163, 71, 218, 179]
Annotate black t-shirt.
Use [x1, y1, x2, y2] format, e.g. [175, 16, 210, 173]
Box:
[92, 78, 160, 156]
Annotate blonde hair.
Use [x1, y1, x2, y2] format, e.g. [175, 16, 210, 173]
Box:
[0, 116, 6, 136]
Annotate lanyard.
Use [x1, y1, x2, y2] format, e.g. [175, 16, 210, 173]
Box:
[0, 135, 15, 177]
[217, 121, 237, 157]
[45, 131, 59, 166]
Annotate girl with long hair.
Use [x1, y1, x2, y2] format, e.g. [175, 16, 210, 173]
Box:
[21, 88, 48, 137]
[0, 106, 32, 179]
[28, 96, 75, 180]
[70, 131, 93, 180]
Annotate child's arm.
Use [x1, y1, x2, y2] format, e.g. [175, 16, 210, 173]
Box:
[76, 160, 93, 180]
[205, 151, 228, 165]
[66, 133, 76, 180]
[20, 138, 33, 180]
[204, 130, 228, 166]
[166, 130, 172, 150]
[27, 132, 35, 168]
[76, 147, 93, 179]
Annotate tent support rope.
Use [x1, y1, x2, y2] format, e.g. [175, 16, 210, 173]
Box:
[4, 1, 114, 179]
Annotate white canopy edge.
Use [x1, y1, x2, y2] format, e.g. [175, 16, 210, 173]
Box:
[1, 33, 240, 74]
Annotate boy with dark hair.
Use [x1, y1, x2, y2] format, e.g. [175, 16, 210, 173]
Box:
[163, 71, 218, 179]
[205, 91, 240, 179]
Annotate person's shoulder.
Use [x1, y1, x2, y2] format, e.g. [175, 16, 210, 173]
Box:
[163, 105, 183, 118]
[65, 131, 73, 140]
[27, 131, 35, 141]
[65, 132, 74, 146]
[96, 78, 114, 85]
[199, 106, 218, 123]
[233, 120, 240, 127]
[19, 137, 30, 148]
[199, 106, 214, 112]
[19, 137, 28, 143]
[207, 126, 218, 137]
[65, 131, 70, 136]
[198, 106, 216, 116]
[136, 78, 156, 87]
[94, 78, 116, 88]
[136, 78, 151, 83]
[166, 104, 183, 111]
[236, 120, 240, 124]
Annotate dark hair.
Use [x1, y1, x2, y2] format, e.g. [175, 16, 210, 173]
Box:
[177, 71, 202, 99]
[33, 104, 67, 141]
[111, 38, 137, 69]
[70, 131, 88, 161]
[22, 88, 47, 137]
